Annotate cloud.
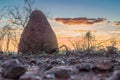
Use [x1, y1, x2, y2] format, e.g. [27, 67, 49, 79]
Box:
[109, 31, 120, 34]
[55, 17, 106, 25]
[0, 20, 13, 23]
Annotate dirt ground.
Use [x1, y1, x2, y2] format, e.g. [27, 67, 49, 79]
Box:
[0, 53, 120, 80]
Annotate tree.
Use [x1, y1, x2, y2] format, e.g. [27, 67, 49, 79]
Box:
[24, 0, 35, 14]
[1, 0, 35, 28]
[0, 25, 11, 52]
[69, 36, 83, 52]
[84, 31, 93, 50]
[0, 0, 35, 52]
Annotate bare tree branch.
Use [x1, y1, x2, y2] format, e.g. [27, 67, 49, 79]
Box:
[1, 0, 35, 28]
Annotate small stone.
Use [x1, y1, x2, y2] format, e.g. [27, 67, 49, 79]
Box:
[19, 72, 41, 80]
[54, 66, 77, 74]
[29, 58, 37, 65]
[55, 69, 71, 80]
[51, 60, 59, 65]
[107, 70, 120, 80]
[27, 66, 39, 75]
[0, 53, 4, 60]
[37, 61, 43, 65]
[50, 59, 65, 65]
[1, 59, 20, 67]
[76, 63, 91, 72]
[10, 54, 18, 59]
[92, 62, 114, 72]
[1, 59, 26, 79]
[68, 58, 78, 65]
[44, 65, 53, 71]
[43, 74, 54, 79]
[112, 70, 120, 80]
[113, 70, 120, 76]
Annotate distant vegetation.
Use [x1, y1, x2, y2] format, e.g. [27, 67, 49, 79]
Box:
[68, 31, 120, 55]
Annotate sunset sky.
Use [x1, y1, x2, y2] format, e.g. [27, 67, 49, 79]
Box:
[0, 0, 120, 42]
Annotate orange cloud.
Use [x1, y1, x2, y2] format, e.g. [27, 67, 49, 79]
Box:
[55, 17, 106, 25]
[73, 30, 97, 33]
[0, 20, 13, 23]
[7, 20, 14, 23]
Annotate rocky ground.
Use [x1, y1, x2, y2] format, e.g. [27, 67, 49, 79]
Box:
[0, 53, 120, 80]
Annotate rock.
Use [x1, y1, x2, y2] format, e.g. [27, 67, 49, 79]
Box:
[107, 46, 117, 54]
[27, 66, 39, 75]
[1, 59, 20, 67]
[113, 70, 120, 79]
[1, 59, 27, 79]
[50, 59, 65, 65]
[19, 72, 41, 80]
[36, 60, 43, 65]
[43, 65, 77, 80]
[44, 65, 53, 71]
[76, 63, 91, 72]
[29, 58, 37, 65]
[55, 69, 71, 80]
[0, 53, 4, 60]
[0, 67, 2, 74]
[0, 51, 4, 60]
[0, 51, 3, 54]
[107, 70, 120, 80]
[67, 58, 79, 65]
[50, 60, 59, 65]
[43, 73, 54, 79]
[44, 65, 77, 76]
[114, 66, 120, 71]
[92, 62, 114, 72]
[107, 77, 116, 80]
[10, 54, 18, 59]
[18, 10, 58, 54]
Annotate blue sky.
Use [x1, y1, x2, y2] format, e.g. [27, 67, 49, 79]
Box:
[37, 0, 120, 21]
[0, 0, 120, 21]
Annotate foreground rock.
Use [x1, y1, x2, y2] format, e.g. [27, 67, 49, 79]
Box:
[19, 72, 41, 80]
[92, 62, 114, 72]
[55, 69, 71, 80]
[76, 63, 91, 72]
[18, 10, 58, 53]
[43, 65, 77, 79]
[107, 70, 120, 80]
[1, 59, 27, 79]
